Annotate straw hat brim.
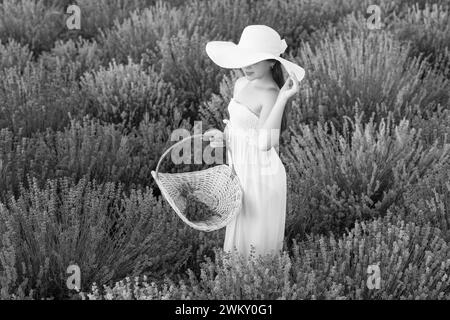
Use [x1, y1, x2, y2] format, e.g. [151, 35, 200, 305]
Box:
[206, 41, 305, 82]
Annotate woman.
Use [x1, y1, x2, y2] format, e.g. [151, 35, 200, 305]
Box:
[204, 25, 304, 261]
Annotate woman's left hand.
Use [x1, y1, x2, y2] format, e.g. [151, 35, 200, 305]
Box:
[278, 73, 300, 102]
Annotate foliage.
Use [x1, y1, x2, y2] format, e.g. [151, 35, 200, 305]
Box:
[0, 38, 33, 71]
[81, 212, 450, 300]
[0, 59, 82, 136]
[0, 0, 65, 55]
[39, 36, 102, 80]
[80, 57, 181, 128]
[0, 176, 224, 299]
[283, 111, 450, 242]
[1, 0, 450, 300]
[393, 3, 450, 67]
[0, 116, 191, 200]
[397, 160, 450, 241]
[294, 29, 450, 132]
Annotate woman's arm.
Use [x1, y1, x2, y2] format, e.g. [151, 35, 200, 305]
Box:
[204, 77, 246, 145]
[257, 73, 300, 151]
[257, 94, 287, 151]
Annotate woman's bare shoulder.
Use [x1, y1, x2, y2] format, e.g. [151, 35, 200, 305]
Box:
[233, 76, 248, 96]
[259, 85, 280, 109]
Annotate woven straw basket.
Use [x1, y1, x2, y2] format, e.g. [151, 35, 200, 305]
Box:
[151, 133, 242, 232]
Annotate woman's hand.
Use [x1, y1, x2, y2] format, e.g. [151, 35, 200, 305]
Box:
[203, 128, 224, 147]
[278, 72, 300, 102]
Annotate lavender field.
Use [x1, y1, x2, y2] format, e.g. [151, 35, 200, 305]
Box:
[0, 0, 450, 300]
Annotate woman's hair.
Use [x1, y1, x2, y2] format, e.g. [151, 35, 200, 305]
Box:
[268, 59, 290, 135]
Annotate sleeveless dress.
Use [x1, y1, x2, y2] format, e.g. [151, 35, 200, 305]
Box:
[222, 97, 287, 261]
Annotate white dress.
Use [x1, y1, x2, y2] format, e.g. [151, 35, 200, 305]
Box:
[222, 97, 287, 261]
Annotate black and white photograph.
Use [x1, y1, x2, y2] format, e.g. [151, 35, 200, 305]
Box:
[0, 0, 450, 313]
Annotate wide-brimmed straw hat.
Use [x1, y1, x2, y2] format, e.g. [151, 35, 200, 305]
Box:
[205, 24, 305, 81]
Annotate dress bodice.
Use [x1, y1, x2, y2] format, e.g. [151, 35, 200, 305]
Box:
[227, 98, 260, 129]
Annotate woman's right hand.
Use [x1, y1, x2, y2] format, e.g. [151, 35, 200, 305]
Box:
[203, 128, 224, 147]
[278, 72, 300, 102]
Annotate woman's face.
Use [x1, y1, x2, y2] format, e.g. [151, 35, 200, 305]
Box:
[241, 60, 273, 80]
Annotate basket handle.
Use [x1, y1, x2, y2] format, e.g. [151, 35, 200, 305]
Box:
[154, 131, 234, 179]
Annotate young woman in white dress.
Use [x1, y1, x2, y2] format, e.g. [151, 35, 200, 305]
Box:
[204, 25, 304, 261]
